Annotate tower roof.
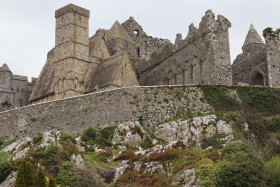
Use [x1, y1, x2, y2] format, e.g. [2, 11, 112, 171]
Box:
[105, 21, 135, 44]
[243, 24, 264, 46]
[1, 63, 11, 72]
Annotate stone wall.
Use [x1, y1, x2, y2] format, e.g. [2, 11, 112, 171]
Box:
[0, 64, 36, 111]
[0, 86, 213, 140]
[138, 10, 232, 86]
[263, 28, 280, 87]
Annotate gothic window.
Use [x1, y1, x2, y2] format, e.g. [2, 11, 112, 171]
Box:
[137, 47, 140, 58]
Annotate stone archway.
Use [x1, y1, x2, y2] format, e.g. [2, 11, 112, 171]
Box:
[252, 73, 264, 86]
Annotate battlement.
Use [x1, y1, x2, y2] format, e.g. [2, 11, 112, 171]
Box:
[55, 3, 90, 18]
[12, 75, 28, 82]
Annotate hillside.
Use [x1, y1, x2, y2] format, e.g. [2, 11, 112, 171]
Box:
[1, 85, 280, 186]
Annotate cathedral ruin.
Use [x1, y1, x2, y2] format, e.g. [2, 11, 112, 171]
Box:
[1, 3, 280, 111]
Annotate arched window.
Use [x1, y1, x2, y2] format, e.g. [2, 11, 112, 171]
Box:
[252, 73, 264, 86]
[137, 47, 140, 58]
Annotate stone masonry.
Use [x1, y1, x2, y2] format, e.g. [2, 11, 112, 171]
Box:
[232, 25, 280, 87]
[2, 3, 280, 112]
[0, 64, 36, 112]
[0, 86, 213, 140]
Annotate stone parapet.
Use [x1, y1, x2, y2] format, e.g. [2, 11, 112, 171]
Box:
[55, 4, 90, 18]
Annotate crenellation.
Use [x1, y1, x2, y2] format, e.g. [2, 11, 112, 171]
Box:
[55, 3, 90, 18]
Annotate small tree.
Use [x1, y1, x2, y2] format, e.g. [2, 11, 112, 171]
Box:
[37, 167, 47, 187]
[15, 160, 36, 187]
[48, 177, 57, 187]
[57, 161, 80, 187]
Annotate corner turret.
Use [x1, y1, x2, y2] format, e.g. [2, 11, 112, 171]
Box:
[242, 24, 265, 54]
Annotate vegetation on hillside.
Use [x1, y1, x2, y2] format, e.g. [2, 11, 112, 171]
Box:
[1, 85, 280, 186]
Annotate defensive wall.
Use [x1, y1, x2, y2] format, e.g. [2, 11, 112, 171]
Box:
[0, 85, 213, 140]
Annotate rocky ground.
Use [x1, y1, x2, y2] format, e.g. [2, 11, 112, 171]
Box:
[0, 114, 236, 187]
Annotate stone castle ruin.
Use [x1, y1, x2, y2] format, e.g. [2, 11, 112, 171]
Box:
[1, 3, 280, 111]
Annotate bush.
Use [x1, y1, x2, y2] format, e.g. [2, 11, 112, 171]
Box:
[140, 136, 153, 149]
[81, 127, 96, 142]
[32, 133, 43, 145]
[263, 156, 280, 186]
[0, 161, 12, 183]
[60, 132, 76, 145]
[95, 134, 112, 147]
[147, 149, 180, 162]
[216, 151, 264, 187]
[48, 177, 57, 187]
[100, 125, 117, 140]
[221, 142, 252, 158]
[264, 115, 280, 131]
[37, 167, 47, 187]
[57, 161, 80, 187]
[201, 134, 225, 149]
[114, 151, 135, 161]
[196, 162, 216, 187]
[15, 160, 37, 187]
[131, 126, 144, 139]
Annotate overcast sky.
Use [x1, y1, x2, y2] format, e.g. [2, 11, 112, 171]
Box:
[0, 0, 280, 80]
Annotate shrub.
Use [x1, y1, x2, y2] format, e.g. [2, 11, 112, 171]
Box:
[60, 132, 76, 145]
[43, 144, 61, 166]
[37, 167, 47, 187]
[48, 177, 57, 187]
[32, 133, 43, 145]
[263, 156, 280, 186]
[57, 161, 80, 187]
[216, 151, 264, 187]
[100, 125, 117, 140]
[95, 134, 112, 147]
[196, 162, 216, 187]
[264, 115, 280, 131]
[147, 149, 180, 162]
[131, 126, 144, 139]
[172, 140, 187, 149]
[15, 160, 37, 187]
[221, 142, 252, 158]
[140, 136, 153, 149]
[201, 134, 225, 149]
[114, 151, 135, 161]
[81, 127, 96, 142]
[0, 161, 12, 183]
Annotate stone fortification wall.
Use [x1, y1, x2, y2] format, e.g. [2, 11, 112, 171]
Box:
[138, 10, 232, 86]
[0, 86, 213, 140]
[263, 28, 280, 87]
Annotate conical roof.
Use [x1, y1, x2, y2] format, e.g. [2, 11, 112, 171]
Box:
[1, 63, 11, 72]
[105, 21, 135, 44]
[243, 24, 264, 46]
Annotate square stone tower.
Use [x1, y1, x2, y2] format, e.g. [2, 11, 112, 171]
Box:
[53, 4, 90, 99]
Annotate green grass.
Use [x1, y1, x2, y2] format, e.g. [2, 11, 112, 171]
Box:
[0, 140, 14, 151]
[0, 153, 10, 163]
[83, 151, 119, 170]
